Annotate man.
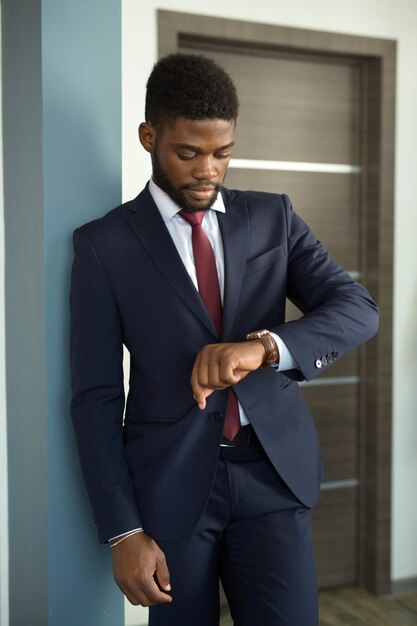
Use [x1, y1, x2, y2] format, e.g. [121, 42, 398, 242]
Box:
[70, 53, 379, 625]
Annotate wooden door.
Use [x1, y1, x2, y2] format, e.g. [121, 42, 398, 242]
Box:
[158, 10, 395, 595]
[178, 40, 361, 588]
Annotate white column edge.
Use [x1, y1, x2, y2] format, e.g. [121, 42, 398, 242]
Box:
[0, 9, 10, 625]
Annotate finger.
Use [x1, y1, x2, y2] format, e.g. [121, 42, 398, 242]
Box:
[123, 579, 171, 607]
[115, 579, 153, 607]
[193, 385, 213, 410]
[155, 554, 171, 592]
[218, 356, 239, 386]
[207, 360, 223, 389]
[115, 581, 140, 606]
[140, 577, 172, 605]
[191, 351, 210, 409]
[190, 350, 202, 393]
[231, 367, 250, 381]
[198, 348, 227, 390]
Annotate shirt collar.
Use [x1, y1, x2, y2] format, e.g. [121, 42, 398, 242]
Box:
[149, 178, 226, 224]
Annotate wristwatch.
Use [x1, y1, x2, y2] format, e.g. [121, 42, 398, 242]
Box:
[246, 329, 279, 368]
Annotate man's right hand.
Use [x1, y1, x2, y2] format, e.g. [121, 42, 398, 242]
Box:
[111, 531, 172, 607]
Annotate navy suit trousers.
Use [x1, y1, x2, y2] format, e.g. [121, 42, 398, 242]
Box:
[149, 437, 318, 626]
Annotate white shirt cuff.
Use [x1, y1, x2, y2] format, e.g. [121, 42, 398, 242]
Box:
[109, 527, 143, 543]
[270, 332, 298, 371]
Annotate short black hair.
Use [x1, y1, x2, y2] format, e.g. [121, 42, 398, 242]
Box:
[145, 53, 239, 128]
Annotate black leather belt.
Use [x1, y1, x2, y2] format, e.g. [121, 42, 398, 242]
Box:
[221, 424, 253, 448]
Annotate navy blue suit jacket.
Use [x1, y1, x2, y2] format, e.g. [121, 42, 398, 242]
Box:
[70, 185, 379, 543]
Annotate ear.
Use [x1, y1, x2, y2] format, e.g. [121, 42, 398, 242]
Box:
[138, 122, 156, 153]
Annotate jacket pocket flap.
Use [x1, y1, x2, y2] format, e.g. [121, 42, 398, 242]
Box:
[244, 245, 285, 276]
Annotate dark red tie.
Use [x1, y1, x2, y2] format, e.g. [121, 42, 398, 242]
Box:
[179, 210, 240, 441]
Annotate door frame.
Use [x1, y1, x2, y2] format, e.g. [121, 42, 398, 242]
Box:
[158, 9, 395, 595]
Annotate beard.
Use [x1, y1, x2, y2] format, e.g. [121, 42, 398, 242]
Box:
[151, 151, 222, 213]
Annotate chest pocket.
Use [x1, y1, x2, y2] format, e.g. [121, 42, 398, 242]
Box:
[244, 245, 286, 276]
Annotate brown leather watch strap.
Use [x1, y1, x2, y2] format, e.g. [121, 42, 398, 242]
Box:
[246, 329, 279, 368]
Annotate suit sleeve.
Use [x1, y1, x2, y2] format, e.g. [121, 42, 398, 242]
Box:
[271, 194, 379, 381]
[70, 228, 142, 542]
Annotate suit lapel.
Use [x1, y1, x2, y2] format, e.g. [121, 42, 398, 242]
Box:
[127, 187, 219, 339]
[218, 189, 249, 341]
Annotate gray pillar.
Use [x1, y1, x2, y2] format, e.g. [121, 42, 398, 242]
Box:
[3, 1, 124, 624]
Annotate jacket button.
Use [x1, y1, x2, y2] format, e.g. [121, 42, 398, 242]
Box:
[321, 356, 328, 366]
[326, 353, 333, 363]
[210, 411, 223, 423]
[315, 359, 322, 369]
[332, 351, 339, 360]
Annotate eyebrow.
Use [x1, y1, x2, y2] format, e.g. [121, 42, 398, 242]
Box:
[171, 141, 235, 153]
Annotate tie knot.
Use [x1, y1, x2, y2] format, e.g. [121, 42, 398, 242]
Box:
[178, 209, 205, 227]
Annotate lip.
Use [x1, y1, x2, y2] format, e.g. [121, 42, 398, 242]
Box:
[185, 187, 216, 201]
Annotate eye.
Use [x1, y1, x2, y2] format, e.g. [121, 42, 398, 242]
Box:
[177, 153, 194, 161]
[216, 153, 231, 160]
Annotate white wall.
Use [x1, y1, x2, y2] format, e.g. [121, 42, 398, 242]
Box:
[0, 8, 9, 626]
[122, 0, 417, 622]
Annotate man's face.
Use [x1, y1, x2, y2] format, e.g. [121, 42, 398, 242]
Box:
[139, 117, 236, 212]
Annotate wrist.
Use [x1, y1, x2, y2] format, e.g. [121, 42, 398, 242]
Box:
[246, 329, 279, 368]
[249, 339, 266, 365]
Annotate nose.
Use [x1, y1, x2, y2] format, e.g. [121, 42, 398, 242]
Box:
[192, 155, 217, 180]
